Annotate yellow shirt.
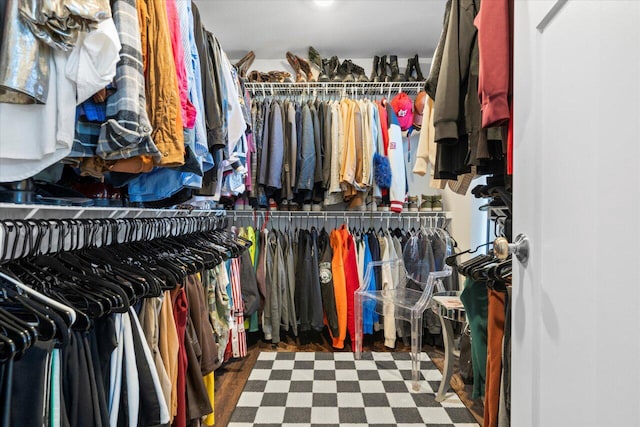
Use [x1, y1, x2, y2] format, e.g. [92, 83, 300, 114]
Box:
[137, 0, 185, 167]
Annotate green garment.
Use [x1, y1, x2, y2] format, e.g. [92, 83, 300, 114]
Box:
[460, 277, 488, 399]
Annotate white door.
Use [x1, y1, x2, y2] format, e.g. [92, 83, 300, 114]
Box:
[513, 1, 640, 426]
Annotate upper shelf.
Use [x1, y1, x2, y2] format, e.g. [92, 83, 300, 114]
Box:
[244, 81, 426, 96]
[0, 203, 225, 220]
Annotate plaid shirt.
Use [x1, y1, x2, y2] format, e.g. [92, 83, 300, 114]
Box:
[96, 0, 160, 161]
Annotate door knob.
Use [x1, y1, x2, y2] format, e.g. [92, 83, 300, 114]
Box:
[494, 233, 530, 263]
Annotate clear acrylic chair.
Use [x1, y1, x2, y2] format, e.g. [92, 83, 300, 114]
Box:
[354, 258, 452, 391]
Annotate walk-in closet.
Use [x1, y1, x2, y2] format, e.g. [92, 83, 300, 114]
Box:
[1, 1, 639, 427]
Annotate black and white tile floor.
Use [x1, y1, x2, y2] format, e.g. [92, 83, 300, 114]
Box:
[229, 351, 479, 427]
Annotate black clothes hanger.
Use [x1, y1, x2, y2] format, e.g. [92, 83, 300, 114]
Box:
[6, 260, 100, 327]
[456, 254, 495, 277]
[0, 290, 56, 343]
[445, 242, 493, 267]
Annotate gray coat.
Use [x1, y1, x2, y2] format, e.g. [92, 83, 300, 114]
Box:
[296, 104, 316, 191]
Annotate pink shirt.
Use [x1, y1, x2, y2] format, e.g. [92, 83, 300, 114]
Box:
[165, 0, 196, 129]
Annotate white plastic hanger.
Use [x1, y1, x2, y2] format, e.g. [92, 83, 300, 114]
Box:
[0, 270, 76, 326]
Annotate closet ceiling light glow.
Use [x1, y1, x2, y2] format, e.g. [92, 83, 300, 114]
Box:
[313, 0, 335, 7]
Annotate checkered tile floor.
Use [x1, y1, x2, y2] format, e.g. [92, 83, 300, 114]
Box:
[229, 352, 479, 427]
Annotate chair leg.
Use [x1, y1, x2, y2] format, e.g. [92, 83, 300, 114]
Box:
[410, 313, 423, 391]
[436, 316, 455, 402]
[354, 292, 363, 359]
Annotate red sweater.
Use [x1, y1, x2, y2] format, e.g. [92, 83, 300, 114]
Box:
[475, 0, 513, 129]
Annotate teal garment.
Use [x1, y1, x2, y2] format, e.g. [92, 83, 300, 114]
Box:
[460, 277, 488, 399]
[50, 348, 61, 427]
[248, 312, 259, 332]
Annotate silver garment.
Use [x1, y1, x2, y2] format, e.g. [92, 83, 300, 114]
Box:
[18, 0, 110, 51]
[0, 0, 50, 104]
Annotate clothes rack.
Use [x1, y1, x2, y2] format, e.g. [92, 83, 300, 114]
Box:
[0, 208, 250, 427]
[229, 210, 449, 231]
[0, 212, 226, 262]
[245, 81, 426, 99]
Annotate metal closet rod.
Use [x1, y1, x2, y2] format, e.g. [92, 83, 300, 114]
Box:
[244, 81, 426, 97]
[230, 210, 447, 216]
[0, 215, 227, 262]
[229, 210, 449, 226]
[230, 210, 449, 232]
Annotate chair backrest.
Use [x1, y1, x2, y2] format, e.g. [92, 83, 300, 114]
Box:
[359, 258, 452, 306]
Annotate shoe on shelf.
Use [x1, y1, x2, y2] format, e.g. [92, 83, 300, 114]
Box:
[342, 60, 355, 83]
[419, 195, 433, 212]
[234, 51, 255, 79]
[247, 70, 262, 82]
[289, 201, 300, 211]
[350, 60, 369, 82]
[268, 198, 278, 211]
[319, 57, 332, 82]
[413, 54, 425, 81]
[347, 193, 366, 211]
[408, 195, 419, 212]
[379, 55, 389, 82]
[404, 57, 416, 82]
[327, 56, 340, 81]
[302, 203, 312, 211]
[377, 196, 390, 211]
[332, 58, 346, 82]
[389, 55, 404, 82]
[370, 56, 380, 82]
[308, 46, 322, 81]
[312, 203, 323, 212]
[286, 51, 306, 83]
[432, 195, 443, 212]
[296, 54, 315, 82]
[267, 70, 293, 83]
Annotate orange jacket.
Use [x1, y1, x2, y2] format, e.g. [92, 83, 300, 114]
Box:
[330, 229, 347, 349]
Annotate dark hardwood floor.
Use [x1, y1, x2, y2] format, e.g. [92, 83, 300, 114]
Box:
[213, 329, 484, 427]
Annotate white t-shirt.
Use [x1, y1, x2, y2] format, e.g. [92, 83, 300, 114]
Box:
[0, 49, 76, 181]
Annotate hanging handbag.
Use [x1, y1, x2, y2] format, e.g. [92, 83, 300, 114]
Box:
[458, 322, 474, 384]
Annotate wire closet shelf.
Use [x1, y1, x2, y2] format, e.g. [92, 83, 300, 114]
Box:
[244, 81, 426, 98]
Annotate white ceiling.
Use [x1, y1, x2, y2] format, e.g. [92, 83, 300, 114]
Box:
[192, 0, 446, 62]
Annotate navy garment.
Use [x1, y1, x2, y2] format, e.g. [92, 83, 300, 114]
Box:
[295, 230, 324, 332]
[318, 229, 339, 337]
[10, 340, 54, 427]
[367, 232, 382, 291]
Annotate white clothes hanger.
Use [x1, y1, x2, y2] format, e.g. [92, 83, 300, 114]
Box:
[0, 270, 77, 326]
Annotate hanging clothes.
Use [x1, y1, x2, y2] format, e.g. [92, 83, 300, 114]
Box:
[0, 218, 254, 427]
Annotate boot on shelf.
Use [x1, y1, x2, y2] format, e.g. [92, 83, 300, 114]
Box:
[389, 55, 404, 82]
[342, 60, 355, 83]
[404, 57, 416, 82]
[379, 55, 388, 82]
[332, 58, 346, 82]
[350, 60, 369, 82]
[413, 54, 425, 81]
[234, 50, 255, 79]
[308, 46, 322, 81]
[296, 54, 315, 82]
[370, 55, 380, 82]
[318, 58, 331, 82]
[327, 56, 340, 81]
[286, 51, 306, 82]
